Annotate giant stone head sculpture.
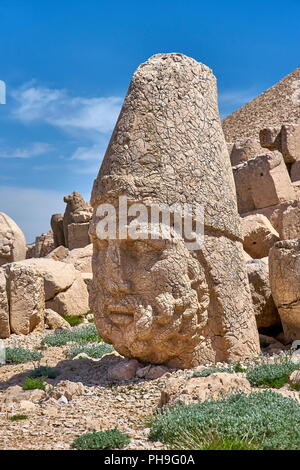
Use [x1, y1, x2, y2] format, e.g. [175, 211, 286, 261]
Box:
[90, 53, 260, 368]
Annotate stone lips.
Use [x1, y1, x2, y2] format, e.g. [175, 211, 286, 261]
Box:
[90, 53, 260, 368]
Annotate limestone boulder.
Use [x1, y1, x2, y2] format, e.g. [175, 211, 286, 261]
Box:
[269, 239, 300, 342]
[247, 258, 280, 329]
[242, 214, 280, 258]
[0, 268, 10, 338]
[6, 262, 45, 335]
[159, 373, 251, 408]
[229, 138, 265, 166]
[90, 53, 260, 368]
[0, 212, 26, 266]
[107, 359, 140, 381]
[11, 258, 77, 301]
[63, 192, 92, 248]
[67, 223, 91, 250]
[281, 123, 300, 163]
[47, 244, 92, 273]
[259, 127, 281, 151]
[46, 273, 89, 317]
[51, 214, 65, 248]
[45, 308, 71, 330]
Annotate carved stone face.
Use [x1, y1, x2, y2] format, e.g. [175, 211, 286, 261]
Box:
[91, 235, 209, 365]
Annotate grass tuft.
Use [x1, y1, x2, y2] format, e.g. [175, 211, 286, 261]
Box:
[41, 324, 100, 347]
[9, 414, 28, 422]
[246, 362, 299, 388]
[22, 377, 45, 391]
[72, 428, 130, 450]
[68, 343, 114, 359]
[149, 390, 300, 450]
[5, 347, 42, 364]
[28, 366, 61, 379]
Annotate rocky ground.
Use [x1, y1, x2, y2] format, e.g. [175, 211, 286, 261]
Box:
[0, 326, 299, 450]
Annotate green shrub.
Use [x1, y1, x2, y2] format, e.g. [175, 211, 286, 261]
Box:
[193, 367, 233, 377]
[22, 377, 45, 391]
[5, 347, 42, 364]
[9, 414, 28, 422]
[42, 324, 100, 347]
[149, 390, 300, 450]
[63, 315, 84, 327]
[246, 362, 299, 388]
[68, 343, 114, 359]
[28, 366, 61, 379]
[290, 383, 300, 392]
[72, 428, 130, 450]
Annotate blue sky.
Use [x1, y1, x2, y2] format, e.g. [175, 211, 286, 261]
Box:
[0, 0, 300, 242]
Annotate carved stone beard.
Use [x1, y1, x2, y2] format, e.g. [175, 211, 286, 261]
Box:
[90, 236, 210, 365]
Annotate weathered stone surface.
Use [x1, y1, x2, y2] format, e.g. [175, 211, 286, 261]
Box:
[291, 162, 300, 183]
[0, 268, 10, 338]
[281, 123, 300, 163]
[229, 138, 265, 166]
[6, 262, 45, 335]
[47, 244, 92, 273]
[223, 66, 300, 142]
[45, 308, 71, 329]
[259, 127, 281, 151]
[46, 274, 89, 317]
[63, 192, 92, 248]
[159, 372, 251, 407]
[289, 369, 300, 385]
[244, 200, 300, 240]
[51, 214, 65, 248]
[242, 214, 279, 259]
[247, 258, 280, 329]
[11, 258, 77, 301]
[233, 151, 295, 214]
[67, 223, 91, 250]
[0, 212, 26, 266]
[107, 359, 140, 381]
[53, 381, 85, 400]
[90, 53, 260, 368]
[269, 239, 300, 342]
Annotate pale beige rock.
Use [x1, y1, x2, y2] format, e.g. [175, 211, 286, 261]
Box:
[6, 262, 45, 335]
[289, 369, 300, 385]
[159, 372, 251, 407]
[0, 268, 10, 338]
[11, 258, 77, 301]
[269, 239, 300, 342]
[229, 138, 265, 166]
[247, 258, 280, 329]
[90, 53, 260, 368]
[0, 212, 26, 266]
[46, 274, 89, 317]
[51, 214, 65, 247]
[233, 151, 295, 214]
[63, 192, 92, 248]
[107, 359, 140, 381]
[242, 214, 279, 258]
[281, 123, 300, 163]
[45, 308, 71, 329]
[67, 223, 91, 250]
[53, 380, 85, 400]
[259, 127, 281, 151]
[47, 244, 92, 273]
[33, 231, 55, 258]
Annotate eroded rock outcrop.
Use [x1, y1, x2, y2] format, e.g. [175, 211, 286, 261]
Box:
[0, 213, 26, 266]
[242, 214, 280, 259]
[269, 239, 300, 342]
[90, 53, 260, 369]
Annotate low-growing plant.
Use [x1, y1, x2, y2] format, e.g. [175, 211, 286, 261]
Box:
[149, 390, 300, 450]
[193, 367, 233, 377]
[41, 324, 100, 347]
[63, 315, 84, 327]
[68, 343, 114, 359]
[8, 414, 28, 422]
[290, 383, 300, 392]
[22, 377, 45, 391]
[246, 362, 299, 388]
[28, 366, 61, 379]
[72, 428, 130, 450]
[5, 347, 42, 364]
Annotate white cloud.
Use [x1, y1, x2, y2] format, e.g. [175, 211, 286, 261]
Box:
[0, 142, 52, 159]
[69, 144, 101, 161]
[0, 186, 66, 243]
[12, 84, 122, 136]
[218, 89, 257, 118]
